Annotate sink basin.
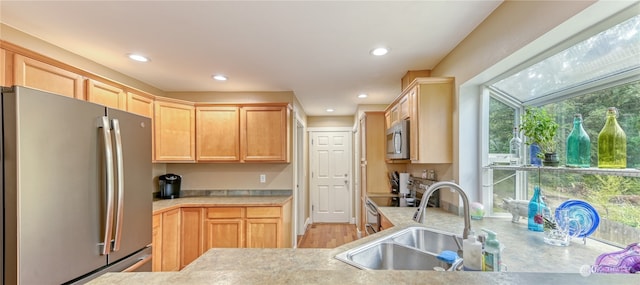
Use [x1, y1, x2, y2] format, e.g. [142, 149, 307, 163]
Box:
[392, 227, 462, 255]
[335, 226, 463, 271]
[341, 242, 450, 270]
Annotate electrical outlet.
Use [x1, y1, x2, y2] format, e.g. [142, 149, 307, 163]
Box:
[260, 174, 266, 183]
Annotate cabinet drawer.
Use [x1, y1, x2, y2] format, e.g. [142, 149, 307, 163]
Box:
[206, 207, 244, 219]
[246, 207, 281, 218]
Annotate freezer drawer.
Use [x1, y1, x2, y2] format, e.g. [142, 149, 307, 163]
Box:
[67, 246, 152, 284]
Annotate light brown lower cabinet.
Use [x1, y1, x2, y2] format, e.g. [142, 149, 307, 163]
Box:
[152, 208, 180, 272]
[151, 214, 162, 272]
[180, 208, 203, 268]
[380, 212, 394, 231]
[246, 218, 281, 248]
[204, 207, 245, 249]
[152, 199, 292, 272]
[246, 206, 283, 248]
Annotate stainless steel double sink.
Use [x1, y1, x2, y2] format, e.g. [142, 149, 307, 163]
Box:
[335, 226, 463, 271]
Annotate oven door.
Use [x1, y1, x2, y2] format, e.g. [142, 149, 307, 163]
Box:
[364, 199, 380, 235]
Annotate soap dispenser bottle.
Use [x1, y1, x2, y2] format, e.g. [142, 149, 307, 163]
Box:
[481, 229, 503, 272]
[462, 230, 483, 271]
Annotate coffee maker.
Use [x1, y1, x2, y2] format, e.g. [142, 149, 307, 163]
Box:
[158, 174, 182, 199]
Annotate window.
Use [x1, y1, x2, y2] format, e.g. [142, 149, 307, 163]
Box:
[491, 14, 640, 103]
[487, 97, 521, 214]
[483, 13, 640, 247]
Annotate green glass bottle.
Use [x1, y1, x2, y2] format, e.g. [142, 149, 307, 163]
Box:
[598, 107, 627, 168]
[566, 114, 591, 168]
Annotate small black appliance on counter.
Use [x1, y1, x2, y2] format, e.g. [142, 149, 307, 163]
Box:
[158, 173, 182, 199]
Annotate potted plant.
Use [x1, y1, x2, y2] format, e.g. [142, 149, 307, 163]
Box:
[519, 107, 559, 166]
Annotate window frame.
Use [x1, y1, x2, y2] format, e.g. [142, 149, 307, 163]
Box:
[480, 9, 640, 217]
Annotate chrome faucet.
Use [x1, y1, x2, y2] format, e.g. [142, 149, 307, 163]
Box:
[412, 181, 471, 240]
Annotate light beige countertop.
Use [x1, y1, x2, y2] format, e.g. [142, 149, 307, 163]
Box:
[152, 196, 292, 214]
[376, 206, 625, 273]
[90, 270, 636, 285]
[90, 204, 638, 284]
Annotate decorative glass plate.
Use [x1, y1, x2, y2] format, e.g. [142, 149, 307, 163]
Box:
[555, 199, 600, 238]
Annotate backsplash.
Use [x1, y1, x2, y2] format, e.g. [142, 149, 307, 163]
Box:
[154, 189, 292, 199]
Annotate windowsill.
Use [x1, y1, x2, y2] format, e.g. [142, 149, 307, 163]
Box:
[483, 163, 640, 177]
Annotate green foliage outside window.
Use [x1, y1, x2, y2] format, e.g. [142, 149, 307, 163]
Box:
[490, 80, 640, 247]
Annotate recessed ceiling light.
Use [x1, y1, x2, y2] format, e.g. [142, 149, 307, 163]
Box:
[326, 108, 335, 113]
[128, 54, 149, 62]
[212, 74, 228, 81]
[358, 93, 368, 98]
[370, 47, 389, 56]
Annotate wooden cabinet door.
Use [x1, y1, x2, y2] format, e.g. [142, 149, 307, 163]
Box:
[408, 86, 419, 161]
[196, 106, 240, 161]
[13, 54, 83, 99]
[161, 208, 181, 271]
[384, 111, 391, 130]
[246, 206, 281, 248]
[380, 212, 394, 231]
[180, 208, 202, 269]
[203, 207, 245, 249]
[361, 112, 388, 194]
[246, 218, 281, 248]
[241, 105, 288, 162]
[127, 91, 154, 118]
[203, 219, 244, 249]
[411, 79, 453, 163]
[389, 105, 400, 127]
[85, 78, 126, 110]
[0, 48, 8, 86]
[399, 95, 410, 120]
[152, 214, 162, 272]
[154, 98, 195, 162]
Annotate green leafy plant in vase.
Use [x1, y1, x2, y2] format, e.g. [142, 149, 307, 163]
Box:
[519, 107, 559, 167]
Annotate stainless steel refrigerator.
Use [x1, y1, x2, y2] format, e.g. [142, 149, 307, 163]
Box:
[1, 86, 152, 284]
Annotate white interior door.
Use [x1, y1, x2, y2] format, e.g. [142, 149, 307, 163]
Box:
[310, 131, 352, 223]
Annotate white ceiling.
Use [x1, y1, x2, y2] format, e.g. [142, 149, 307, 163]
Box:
[0, 0, 502, 116]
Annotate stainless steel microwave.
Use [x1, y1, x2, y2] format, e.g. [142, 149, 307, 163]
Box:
[386, 120, 410, 160]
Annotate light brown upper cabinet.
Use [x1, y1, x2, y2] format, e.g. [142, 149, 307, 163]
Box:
[196, 105, 241, 161]
[154, 97, 196, 162]
[13, 54, 84, 99]
[196, 103, 290, 163]
[359, 112, 388, 194]
[0, 48, 8, 86]
[85, 78, 126, 110]
[385, 94, 410, 129]
[408, 77, 454, 163]
[241, 105, 289, 162]
[126, 90, 155, 118]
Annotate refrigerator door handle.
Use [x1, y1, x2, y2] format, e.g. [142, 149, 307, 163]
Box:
[98, 116, 115, 256]
[111, 118, 125, 252]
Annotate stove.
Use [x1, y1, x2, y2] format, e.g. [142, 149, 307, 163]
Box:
[367, 196, 400, 207]
[366, 196, 419, 208]
[364, 196, 416, 234]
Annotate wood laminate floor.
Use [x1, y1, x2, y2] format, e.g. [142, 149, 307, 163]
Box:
[297, 223, 359, 248]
